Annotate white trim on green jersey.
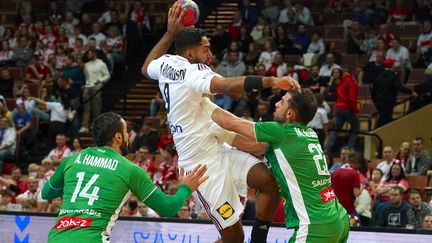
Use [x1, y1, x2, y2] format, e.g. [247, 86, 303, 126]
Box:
[142, 187, 157, 202]
[296, 224, 309, 243]
[274, 148, 311, 226]
[103, 190, 133, 238]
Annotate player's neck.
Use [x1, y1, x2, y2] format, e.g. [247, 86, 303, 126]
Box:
[102, 145, 121, 154]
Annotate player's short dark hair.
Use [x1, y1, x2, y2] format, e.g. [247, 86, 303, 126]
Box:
[92, 112, 123, 146]
[175, 28, 207, 55]
[287, 90, 317, 124]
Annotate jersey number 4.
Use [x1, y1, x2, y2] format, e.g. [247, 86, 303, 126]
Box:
[308, 144, 330, 176]
[71, 172, 100, 206]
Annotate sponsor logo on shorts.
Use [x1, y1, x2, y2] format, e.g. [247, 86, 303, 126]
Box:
[54, 216, 92, 230]
[320, 187, 336, 203]
[217, 201, 235, 220]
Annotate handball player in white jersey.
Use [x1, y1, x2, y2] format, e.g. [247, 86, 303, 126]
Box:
[142, 5, 300, 243]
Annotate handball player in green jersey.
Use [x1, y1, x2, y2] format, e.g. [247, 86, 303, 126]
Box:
[201, 90, 350, 243]
[41, 112, 208, 243]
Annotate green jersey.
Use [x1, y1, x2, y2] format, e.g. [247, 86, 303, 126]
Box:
[43, 147, 157, 242]
[254, 122, 347, 228]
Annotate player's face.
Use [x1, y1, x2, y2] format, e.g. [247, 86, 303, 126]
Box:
[274, 93, 295, 124]
[191, 37, 212, 64]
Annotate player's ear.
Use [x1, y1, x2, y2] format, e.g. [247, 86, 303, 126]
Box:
[185, 49, 194, 61]
[286, 108, 295, 122]
[115, 132, 122, 142]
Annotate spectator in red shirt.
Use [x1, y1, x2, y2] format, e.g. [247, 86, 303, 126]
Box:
[25, 56, 52, 85]
[378, 24, 396, 47]
[133, 146, 156, 178]
[332, 151, 361, 214]
[388, 0, 410, 24]
[157, 127, 173, 150]
[228, 11, 243, 41]
[375, 163, 409, 209]
[153, 146, 177, 184]
[366, 168, 383, 199]
[265, 53, 287, 77]
[325, 73, 359, 155]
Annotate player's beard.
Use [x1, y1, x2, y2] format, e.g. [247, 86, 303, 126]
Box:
[120, 133, 129, 156]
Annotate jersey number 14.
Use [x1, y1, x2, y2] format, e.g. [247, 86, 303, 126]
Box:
[71, 172, 100, 206]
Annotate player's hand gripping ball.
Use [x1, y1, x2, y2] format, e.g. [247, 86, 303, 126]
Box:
[175, 0, 200, 27]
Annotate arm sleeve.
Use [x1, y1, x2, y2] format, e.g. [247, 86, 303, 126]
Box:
[353, 171, 361, 189]
[348, 83, 359, 113]
[185, 64, 218, 94]
[398, 179, 409, 191]
[146, 58, 163, 80]
[41, 158, 67, 199]
[143, 185, 191, 217]
[45, 102, 61, 112]
[319, 42, 325, 55]
[355, 190, 370, 214]
[254, 122, 285, 144]
[128, 164, 158, 201]
[99, 62, 111, 83]
[320, 109, 329, 124]
[3, 129, 16, 147]
[401, 48, 409, 61]
[418, 157, 432, 176]
[298, 9, 311, 25]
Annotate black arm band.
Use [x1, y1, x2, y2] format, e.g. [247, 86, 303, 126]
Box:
[244, 76, 264, 93]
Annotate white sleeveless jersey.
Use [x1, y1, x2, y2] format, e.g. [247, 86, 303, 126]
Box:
[147, 54, 222, 168]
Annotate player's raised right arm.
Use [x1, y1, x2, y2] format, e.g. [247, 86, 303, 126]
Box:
[141, 4, 185, 79]
[209, 75, 301, 95]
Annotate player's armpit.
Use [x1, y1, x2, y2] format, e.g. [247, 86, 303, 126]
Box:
[232, 134, 268, 157]
[214, 129, 236, 145]
[200, 97, 256, 141]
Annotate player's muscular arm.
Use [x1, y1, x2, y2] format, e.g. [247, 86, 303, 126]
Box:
[141, 4, 185, 78]
[232, 134, 268, 157]
[201, 97, 257, 142]
[209, 75, 301, 95]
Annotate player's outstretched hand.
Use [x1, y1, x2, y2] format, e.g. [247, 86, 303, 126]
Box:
[167, 2, 186, 37]
[274, 76, 301, 92]
[178, 164, 208, 192]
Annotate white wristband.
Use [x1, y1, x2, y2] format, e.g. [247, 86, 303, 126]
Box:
[200, 97, 219, 115]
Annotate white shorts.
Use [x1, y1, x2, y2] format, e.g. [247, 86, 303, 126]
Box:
[190, 145, 260, 230]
